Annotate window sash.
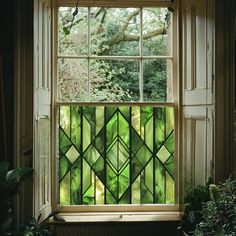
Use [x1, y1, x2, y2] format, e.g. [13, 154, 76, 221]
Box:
[56, 6, 174, 102]
[52, 0, 179, 212]
[56, 0, 175, 8]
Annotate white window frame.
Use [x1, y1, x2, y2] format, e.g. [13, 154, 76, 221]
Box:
[51, 0, 180, 217]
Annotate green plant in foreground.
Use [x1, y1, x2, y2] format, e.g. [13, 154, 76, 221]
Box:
[179, 180, 212, 235]
[0, 161, 33, 235]
[194, 178, 236, 236]
[21, 212, 56, 236]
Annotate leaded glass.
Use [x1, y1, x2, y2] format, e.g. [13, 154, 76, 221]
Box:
[59, 106, 174, 205]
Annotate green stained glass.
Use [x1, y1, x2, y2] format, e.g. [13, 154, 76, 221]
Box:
[119, 165, 130, 198]
[165, 155, 174, 178]
[82, 116, 91, 151]
[144, 159, 153, 194]
[71, 159, 81, 204]
[83, 160, 91, 194]
[118, 112, 130, 147]
[155, 158, 165, 203]
[131, 128, 143, 154]
[60, 156, 71, 181]
[60, 172, 70, 205]
[66, 145, 79, 164]
[106, 164, 118, 199]
[60, 106, 70, 137]
[120, 190, 130, 204]
[59, 129, 71, 154]
[71, 106, 81, 149]
[119, 106, 130, 121]
[165, 131, 174, 153]
[141, 170, 153, 203]
[59, 105, 174, 205]
[145, 116, 153, 151]
[132, 176, 140, 204]
[95, 106, 104, 135]
[84, 145, 100, 166]
[93, 129, 105, 154]
[132, 106, 141, 134]
[157, 145, 171, 163]
[166, 172, 175, 204]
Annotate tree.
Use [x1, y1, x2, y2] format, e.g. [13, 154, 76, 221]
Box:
[57, 7, 172, 102]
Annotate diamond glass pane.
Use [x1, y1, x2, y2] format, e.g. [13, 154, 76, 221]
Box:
[59, 106, 174, 205]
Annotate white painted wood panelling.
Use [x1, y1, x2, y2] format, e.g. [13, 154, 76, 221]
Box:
[183, 106, 213, 186]
[182, 0, 214, 186]
[182, 0, 213, 106]
[33, 0, 52, 221]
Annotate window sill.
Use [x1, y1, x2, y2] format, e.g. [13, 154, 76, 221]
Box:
[48, 211, 183, 224]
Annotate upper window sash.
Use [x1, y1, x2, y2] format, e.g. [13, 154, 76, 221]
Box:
[56, 6, 174, 103]
[56, 0, 175, 8]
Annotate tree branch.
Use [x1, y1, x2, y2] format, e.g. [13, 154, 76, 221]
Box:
[119, 9, 140, 33]
[123, 28, 167, 41]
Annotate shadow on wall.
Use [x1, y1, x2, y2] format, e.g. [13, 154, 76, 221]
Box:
[0, 1, 15, 165]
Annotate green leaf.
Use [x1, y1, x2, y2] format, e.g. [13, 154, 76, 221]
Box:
[23, 230, 34, 236]
[63, 27, 70, 35]
[6, 167, 33, 182]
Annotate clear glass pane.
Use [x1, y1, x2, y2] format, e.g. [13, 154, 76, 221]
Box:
[90, 59, 139, 101]
[143, 59, 173, 102]
[58, 7, 88, 56]
[90, 8, 140, 56]
[143, 8, 172, 56]
[58, 58, 88, 101]
[58, 105, 175, 205]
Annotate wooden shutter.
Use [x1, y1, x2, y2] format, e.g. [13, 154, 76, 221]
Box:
[182, 0, 214, 186]
[33, 0, 52, 220]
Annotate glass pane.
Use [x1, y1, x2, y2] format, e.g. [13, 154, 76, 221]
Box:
[90, 60, 139, 101]
[58, 7, 88, 56]
[58, 58, 88, 101]
[58, 105, 174, 205]
[90, 8, 140, 56]
[143, 8, 172, 56]
[143, 59, 172, 102]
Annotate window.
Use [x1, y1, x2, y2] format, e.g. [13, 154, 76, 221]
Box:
[55, 2, 177, 209]
[16, 0, 230, 223]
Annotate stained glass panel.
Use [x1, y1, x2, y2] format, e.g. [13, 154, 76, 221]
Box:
[59, 106, 174, 205]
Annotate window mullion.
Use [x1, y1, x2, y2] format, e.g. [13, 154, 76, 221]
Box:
[139, 7, 143, 102]
[88, 7, 91, 101]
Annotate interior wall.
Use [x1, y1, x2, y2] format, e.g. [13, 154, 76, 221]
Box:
[0, 1, 15, 165]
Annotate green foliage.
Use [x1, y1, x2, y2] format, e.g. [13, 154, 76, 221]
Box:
[179, 179, 212, 235]
[21, 212, 56, 236]
[194, 178, 236, 236]
[0, 161, 33, 235]
[58, 7, 172, 102]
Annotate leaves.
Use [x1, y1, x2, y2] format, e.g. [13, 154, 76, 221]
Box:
[63, 27, 70, 35]
[194, 178, 236, 236]
[0, 161, 33, 235]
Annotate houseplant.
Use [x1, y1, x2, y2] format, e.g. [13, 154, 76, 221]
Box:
[0, 161, 33, 235]
[194, 178, 236, 236]
[178, 179, 212, 235]
[0, 161, 55, 236]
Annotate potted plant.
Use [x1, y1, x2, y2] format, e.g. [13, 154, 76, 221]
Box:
[194, 178, 236, 236]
